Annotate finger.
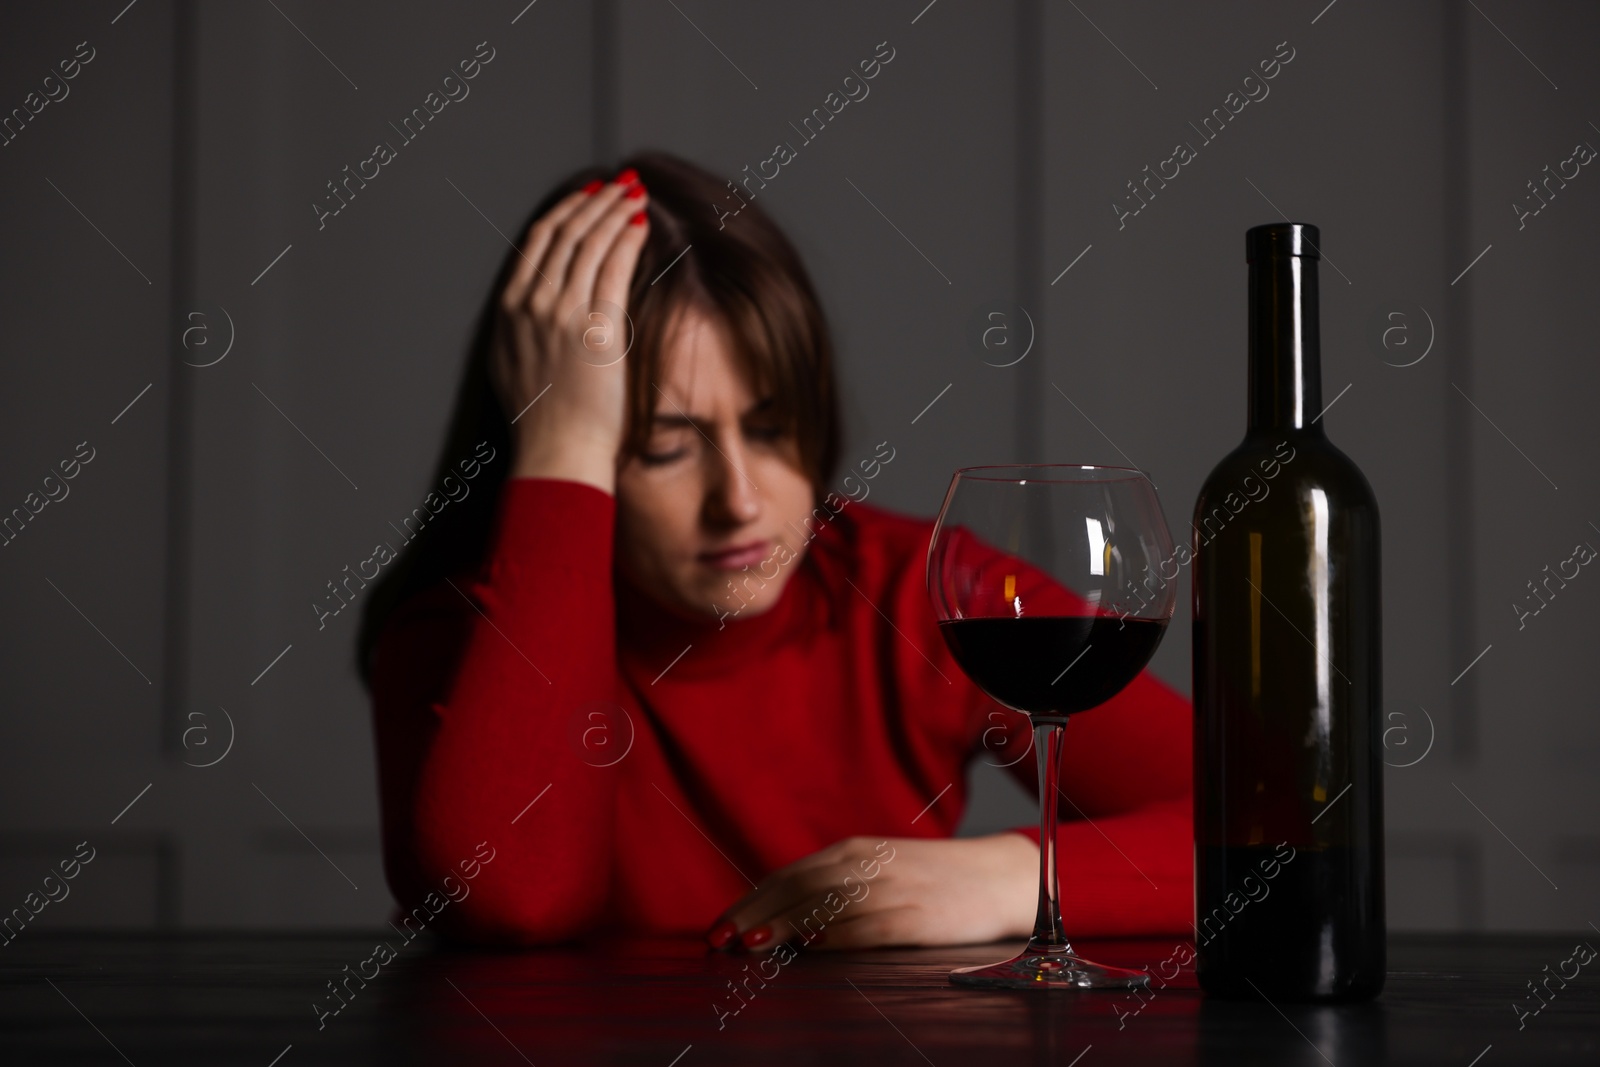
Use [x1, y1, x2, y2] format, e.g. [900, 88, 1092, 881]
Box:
[566, 188, 649, 311]
[560, 195, 649, 370]
[591, 205, 651, 311]
[533, 178, 636, 316]
[720, 864, 857, 941]
[802, 906, 920, 951]
[755, 888, 877, 951]
[715, 837, 881, 923]
[715, 839, 872, 922]
[502, 183, 598, 312]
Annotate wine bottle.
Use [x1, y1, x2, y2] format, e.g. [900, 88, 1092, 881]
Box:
[1191, 222, 1385, 1002]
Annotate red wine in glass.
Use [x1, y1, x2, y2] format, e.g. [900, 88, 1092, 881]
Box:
[927, 464, 1176, 990]
[938, 616, 1168, 717]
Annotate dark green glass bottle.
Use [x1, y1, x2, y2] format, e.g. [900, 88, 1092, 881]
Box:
[1191, 223, 1385, 1001]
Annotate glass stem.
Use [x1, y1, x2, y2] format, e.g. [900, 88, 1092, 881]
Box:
[1030, 717, 1072, 953]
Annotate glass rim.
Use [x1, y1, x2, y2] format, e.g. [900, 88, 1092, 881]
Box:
[951, 463, 1154, 484]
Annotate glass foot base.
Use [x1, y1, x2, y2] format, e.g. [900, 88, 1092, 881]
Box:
[950, 942, 1150, 990]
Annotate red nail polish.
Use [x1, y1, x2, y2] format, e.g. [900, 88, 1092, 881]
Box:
[740, 925, 772, 949]
[705, 920, 738, 949]
[582, 179, 603, 195]
[629, 210, 647, 226]
[625, 183, 646, 200]
[614, 167, 639, 185]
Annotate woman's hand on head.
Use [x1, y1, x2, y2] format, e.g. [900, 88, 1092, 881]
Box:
[703, 833, 1037, 953]
[491, 170, 650, 493]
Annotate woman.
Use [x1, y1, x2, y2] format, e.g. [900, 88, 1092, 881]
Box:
[359, 152, 1191, 952]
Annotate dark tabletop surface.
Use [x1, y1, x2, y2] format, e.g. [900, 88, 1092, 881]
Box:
[2, 931, 1596, 1065]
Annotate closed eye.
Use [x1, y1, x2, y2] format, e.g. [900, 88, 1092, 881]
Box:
[639, 447, 687, 466]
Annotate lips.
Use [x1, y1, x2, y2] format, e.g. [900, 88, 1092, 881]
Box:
[698, 540, 769, 569]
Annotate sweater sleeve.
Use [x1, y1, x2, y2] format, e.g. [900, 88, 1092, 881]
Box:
[367, 476, 625, 943]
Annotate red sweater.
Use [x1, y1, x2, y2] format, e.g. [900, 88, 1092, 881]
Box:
[367, 476, 1193, 943]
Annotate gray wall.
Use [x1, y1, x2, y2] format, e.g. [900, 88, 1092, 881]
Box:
[1, 0, 1595, 932]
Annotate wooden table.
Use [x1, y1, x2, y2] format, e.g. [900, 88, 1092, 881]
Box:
[3, 932, 1596, 1064]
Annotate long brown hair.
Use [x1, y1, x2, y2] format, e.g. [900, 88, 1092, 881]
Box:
[356, 150, 842, 682]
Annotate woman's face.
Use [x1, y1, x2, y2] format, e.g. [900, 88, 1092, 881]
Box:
[614, 305, 819, 622]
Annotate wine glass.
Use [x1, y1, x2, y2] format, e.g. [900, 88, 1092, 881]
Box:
[926, 464, 1177, 990]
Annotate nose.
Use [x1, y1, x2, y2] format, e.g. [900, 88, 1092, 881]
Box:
[705, 430, 761, 526]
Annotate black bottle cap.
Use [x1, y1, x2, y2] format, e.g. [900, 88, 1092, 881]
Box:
[1246, 222, 1321, 262]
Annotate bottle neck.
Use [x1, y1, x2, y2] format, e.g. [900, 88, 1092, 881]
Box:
[1247, 254, 1324, 436]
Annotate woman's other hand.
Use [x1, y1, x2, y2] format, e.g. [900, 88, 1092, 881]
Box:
[490, 168, 651, 494]
[703, 833, 1037, 952]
